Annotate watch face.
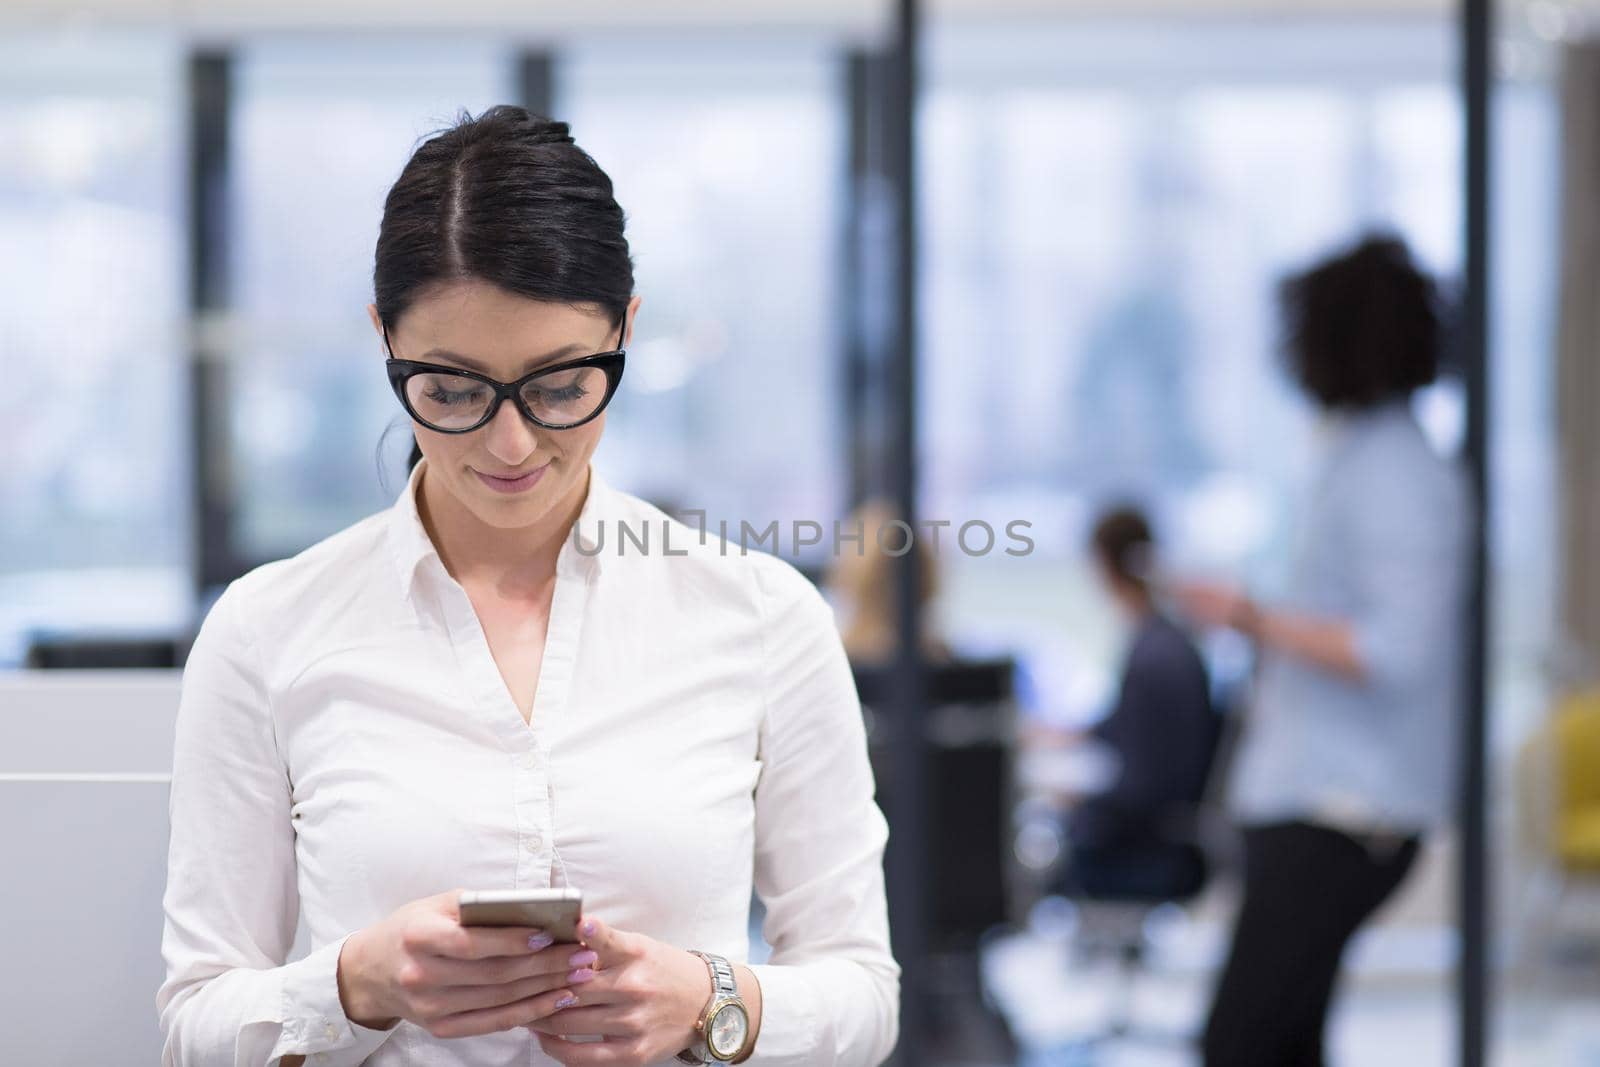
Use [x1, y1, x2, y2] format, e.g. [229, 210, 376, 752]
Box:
[708, 1003, 749, 1059]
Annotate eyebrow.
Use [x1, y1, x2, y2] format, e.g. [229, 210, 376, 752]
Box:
[419, 343, 592, 377]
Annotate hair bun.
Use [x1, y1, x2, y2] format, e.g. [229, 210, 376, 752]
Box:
[524, 116, 575, 147]
[459, 105, 574, 148]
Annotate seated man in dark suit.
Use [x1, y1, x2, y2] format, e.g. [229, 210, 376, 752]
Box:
[1057, 506, 1216, 899]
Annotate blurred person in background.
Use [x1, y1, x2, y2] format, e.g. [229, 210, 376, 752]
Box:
[1174, 235, 1470, 1067]
[826, 496, 951, 667]
[156, 106, 898, 1067]
[1049, 505, 1215, 897]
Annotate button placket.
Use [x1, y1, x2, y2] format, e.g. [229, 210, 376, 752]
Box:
[513, 739, 549, 883]
[436, 532, 591, 890]
[519, 550, 590, 886]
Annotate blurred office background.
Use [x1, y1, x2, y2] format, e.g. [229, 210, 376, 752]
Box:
[2, 0, 1598, 1064]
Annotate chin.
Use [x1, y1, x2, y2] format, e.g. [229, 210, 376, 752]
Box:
[464, 467, 564, 522]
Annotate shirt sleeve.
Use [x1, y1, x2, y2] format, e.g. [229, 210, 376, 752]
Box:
[157, 579, 399, 1066]
[744, 558, 901, 1067]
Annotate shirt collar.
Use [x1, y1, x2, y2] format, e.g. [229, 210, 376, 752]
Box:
[386, 455, 614, 599]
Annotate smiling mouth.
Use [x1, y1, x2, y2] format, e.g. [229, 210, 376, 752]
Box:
[472, 462, 550, 493]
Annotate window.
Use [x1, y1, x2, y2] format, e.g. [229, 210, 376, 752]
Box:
[228, 40, 513, 564]
[0, 33, 187, 664]
[558, 37, 845, 535]
[919, 16, 1464, 721]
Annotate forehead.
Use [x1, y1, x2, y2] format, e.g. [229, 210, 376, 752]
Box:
[393, 279, 614, 353]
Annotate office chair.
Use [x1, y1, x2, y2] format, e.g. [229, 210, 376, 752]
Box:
[1051, 701, 1243, 1047]
[1513, 689, 1600, 972]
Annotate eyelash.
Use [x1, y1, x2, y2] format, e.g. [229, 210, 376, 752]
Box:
[529, 382, 589, 403]
[421, 381, 590, 406]
[422, 385, 485, 407]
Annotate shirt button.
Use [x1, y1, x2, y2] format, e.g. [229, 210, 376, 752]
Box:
[323, 1021, 337, 1039]
[525, 832, 543, 853]
[519, 751, 539, 771]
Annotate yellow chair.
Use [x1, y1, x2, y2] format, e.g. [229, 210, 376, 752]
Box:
[1552, 692, 1600, 871]
[1511, 690, 1600, 969]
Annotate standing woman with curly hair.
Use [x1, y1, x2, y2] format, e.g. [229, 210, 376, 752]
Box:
[1175, 235, 1471, 1067]
[156, 106, 899, 1067]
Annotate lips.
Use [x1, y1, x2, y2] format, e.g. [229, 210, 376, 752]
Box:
[472, 462, 550, 494]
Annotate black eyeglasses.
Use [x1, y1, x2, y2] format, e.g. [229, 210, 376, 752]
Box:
[383, 317, 627, 434]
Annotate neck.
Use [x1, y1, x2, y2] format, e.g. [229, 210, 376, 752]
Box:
[1116, 585, 1154, 620]
[417, 461, 590, 598]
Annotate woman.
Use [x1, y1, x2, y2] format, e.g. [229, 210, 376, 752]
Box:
[825, 497, 949, 667]
[156, 106, 899, 1067]
[1175, 235, 1470, 1067]
[1060, 505, 1214, 899]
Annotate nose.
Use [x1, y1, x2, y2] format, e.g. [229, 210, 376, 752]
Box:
[481, 393, 540, 466]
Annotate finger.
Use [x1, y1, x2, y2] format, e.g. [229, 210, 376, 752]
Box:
[422, 968, 572, 1018]
[426, 941, 593, 986]
[421, 920, 563, 961]
[423, 984, 583, 1040]
[532, 960, 621, 1004]
[535, 1032, 640, 1067]
[432, 887, 470, 922]
[576, 915, 631, 964]
[524, 1004, 630, 1037]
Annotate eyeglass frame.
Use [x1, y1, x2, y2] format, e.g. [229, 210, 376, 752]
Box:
[382, 315, 628, 434]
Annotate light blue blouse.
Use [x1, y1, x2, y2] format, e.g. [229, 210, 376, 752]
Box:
[1229, 399, 1473, 834]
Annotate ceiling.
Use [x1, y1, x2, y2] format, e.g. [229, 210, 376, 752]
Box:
[0, 0, 1457, 35]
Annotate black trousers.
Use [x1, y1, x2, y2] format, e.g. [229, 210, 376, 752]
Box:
[1201, 820, 1422, 1067]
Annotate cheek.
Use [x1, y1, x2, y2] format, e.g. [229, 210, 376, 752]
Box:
[415, 423, 465, 460]
[413, 426, 478, 497]
[572, 415, 605, 457]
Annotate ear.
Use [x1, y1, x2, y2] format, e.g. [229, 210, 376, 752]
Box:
[622, 294, 643, 349]
[366, 302, 384, 340]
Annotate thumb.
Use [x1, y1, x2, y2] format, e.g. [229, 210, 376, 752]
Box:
[437, 888, 468, 922]
[577, 914, 627, 959]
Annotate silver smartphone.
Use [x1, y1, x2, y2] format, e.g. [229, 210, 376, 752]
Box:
[457, 887, 583, 942]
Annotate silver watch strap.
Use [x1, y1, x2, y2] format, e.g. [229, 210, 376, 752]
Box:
[694, 951, 738, 1000]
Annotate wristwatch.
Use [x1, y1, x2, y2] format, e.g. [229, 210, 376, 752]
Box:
[676, 951, 754, 1064]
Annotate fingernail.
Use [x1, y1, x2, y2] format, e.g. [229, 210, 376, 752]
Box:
[568, 967, 595, 983]
[528, 933, 553, 951]
[556, 993, 579, 1009]
[568, 949, 598, 968]
[581, 919, 597, 938]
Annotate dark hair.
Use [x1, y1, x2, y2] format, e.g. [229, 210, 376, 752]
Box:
[1090, 505, 1154, 588]
[372, 105, 634, 473]
[1279, 233, 1441, 410]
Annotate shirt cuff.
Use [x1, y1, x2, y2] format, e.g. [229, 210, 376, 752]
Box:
[742, 963, 824, 1065]
[270, 933, 399, 1065]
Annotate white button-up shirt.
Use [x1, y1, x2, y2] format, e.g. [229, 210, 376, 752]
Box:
[157, 457, 899, 1066]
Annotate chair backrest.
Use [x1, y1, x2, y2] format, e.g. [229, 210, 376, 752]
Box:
[1551, 690, 1600, 869]
[1554, 690, 1600, 812]
[850, 656, 1015, 710]
[1162, 687, 1247, 870]
[24, 634, 185, 669]
[1198, 698, 1246, 812]
[851, 656, 1017, 948]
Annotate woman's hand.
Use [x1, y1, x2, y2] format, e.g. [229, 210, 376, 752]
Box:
[525, 916, 741, 1066]
[1172, 580, 1367, 680]
[335, 889, 588, 1039]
